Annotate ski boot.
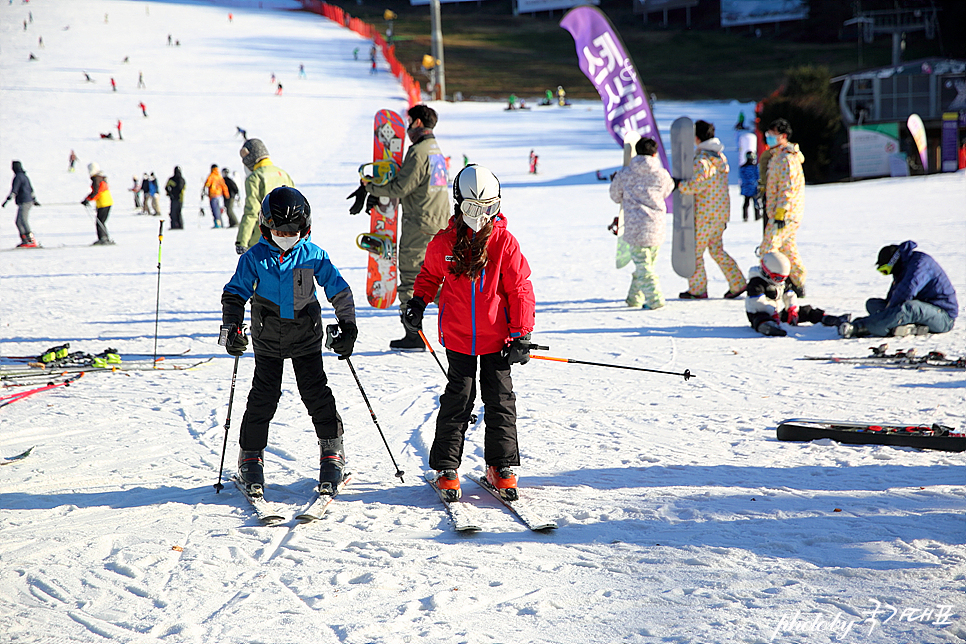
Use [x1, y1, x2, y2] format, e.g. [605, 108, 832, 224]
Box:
[757, 320, 787, 337]
[486, 466, 518, 501]
[838, 321, 869, 339]
[678, 291, 708, 300]
[318, 437, 346, 496]
[17, 234, 38, 248]
[237, 449, 265, 497]
[892, 324, 930, 338]
[821, 313, 851, 327]
[434, 469, 461, 501]
[389, 327, 426, 352]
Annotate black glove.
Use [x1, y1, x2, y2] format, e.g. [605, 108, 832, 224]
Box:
[366, 193, 379, 212]
[32, 200, 40, 206]
[672, 178, 681, 191]
[220, 324, 248, 356]
[326, 321, 358, 359]
[347, 183, 367, 215]
[81, 199, 90, 206]
[403, 297, 426, 333]
[235, 243, 246, 256]
[607, 216, 619, 236]
[1, 199, 8, 208]
[503, 333, 532, 366]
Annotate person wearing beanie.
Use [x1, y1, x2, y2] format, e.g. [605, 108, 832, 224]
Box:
[677, 119, 746, 300]
[222, 167, 239, 228]
[81, 162, 114, 245]
[235, 138, 294, 254]
[165, 166, 185, 230]
[3, 160, 42, 248]
[839, 241, 958, 338]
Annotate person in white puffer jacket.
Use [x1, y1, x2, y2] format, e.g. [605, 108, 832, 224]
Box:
[609, 137, 674, 309]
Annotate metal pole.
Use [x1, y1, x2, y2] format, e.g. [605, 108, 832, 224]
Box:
[213, 355, 241, 493]
[430, 0, 445, 100]
[530, 354, 694, 381]
[152, 221, 163, 367]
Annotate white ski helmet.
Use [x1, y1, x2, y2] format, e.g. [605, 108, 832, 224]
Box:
[760, 251, 791, 282]
[453, 164, 500, 232]
[88, 162, 100, 177]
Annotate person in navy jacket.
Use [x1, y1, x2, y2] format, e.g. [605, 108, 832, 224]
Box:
[222, 187, 357, 496]
[3, 160, 41, 247]
[839, 240, 958, 338]
[403, 165, 535, 502]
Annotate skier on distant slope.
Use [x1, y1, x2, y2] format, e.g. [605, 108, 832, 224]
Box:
[403, 165, 535, 503]
[221, 187, 357, 496]
[3, 161, 42, 248]
[838, 241, 958, 339]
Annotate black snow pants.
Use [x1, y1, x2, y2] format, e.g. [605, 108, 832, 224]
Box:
[96, 206, 111, 241]
[238, 351, 343, 451]
[429, 349, 519, 471]
[169, 198, 183, 229]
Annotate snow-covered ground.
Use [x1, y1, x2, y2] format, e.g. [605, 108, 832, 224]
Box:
[1, 1, 964, 643]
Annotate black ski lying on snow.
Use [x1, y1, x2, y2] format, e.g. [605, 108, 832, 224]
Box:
[777, 418, 965, 452]
[1, 446, 34, 466]
[471, 473, 557, 531]
[803, 345, 965, 370]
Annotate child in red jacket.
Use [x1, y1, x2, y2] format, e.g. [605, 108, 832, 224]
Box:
[403, 165, 535, 501]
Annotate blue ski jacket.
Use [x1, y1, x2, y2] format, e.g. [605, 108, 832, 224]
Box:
[222, 236, 355, 358]
[739, 162, 758, 197]
[886, 240, 958, 320]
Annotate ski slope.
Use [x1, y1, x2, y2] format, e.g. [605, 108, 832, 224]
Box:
[1, 1, 964, 643]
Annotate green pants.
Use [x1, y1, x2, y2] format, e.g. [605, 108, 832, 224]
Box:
[397, 214, 435, 311]
[627, 245, 664, 309]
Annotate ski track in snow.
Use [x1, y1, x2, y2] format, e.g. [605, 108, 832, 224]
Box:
[1, 1, 964, 643]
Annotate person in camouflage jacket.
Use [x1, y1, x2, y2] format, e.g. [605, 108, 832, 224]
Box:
[761, 118, 807, 296]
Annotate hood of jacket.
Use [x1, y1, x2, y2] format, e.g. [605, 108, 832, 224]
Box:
[696, 138, 725, 154]
[11, 161, 24, 174]
[893, 240, 918, 274]
[774, 141, 805, 164]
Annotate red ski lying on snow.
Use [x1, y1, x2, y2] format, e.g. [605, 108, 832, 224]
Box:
[777, 418, 965, 452]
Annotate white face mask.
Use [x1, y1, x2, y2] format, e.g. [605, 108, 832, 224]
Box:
[462, 213, 490, 232]
[272, 233, 299, 251]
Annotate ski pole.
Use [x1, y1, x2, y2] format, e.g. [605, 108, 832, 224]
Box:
[416, 329, 478, 424]
[213, 355, 240, 493]
[152, 221, 163, 368]
[344, 357, 405, 483]
[326, 325, 405, 482]
[529, 351, 694, 381]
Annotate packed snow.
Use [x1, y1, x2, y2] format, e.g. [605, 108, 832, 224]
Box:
[1, 1, 964, 643]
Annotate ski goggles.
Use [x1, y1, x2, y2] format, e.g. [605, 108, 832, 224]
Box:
[877, 249, 901, 275]
[459, 197, 500, 222]
[761, 264, 788, 283]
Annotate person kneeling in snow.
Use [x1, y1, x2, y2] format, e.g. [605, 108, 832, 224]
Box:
[746, 251, 848, 337]
[221, 187, 357, 497]
[838, 241, 957, 339]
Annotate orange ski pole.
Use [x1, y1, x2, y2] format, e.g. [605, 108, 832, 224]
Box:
[529, 353, 694, 381]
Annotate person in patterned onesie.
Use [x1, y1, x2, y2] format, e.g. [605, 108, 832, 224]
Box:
[760, 118, 807, 297]
[677, 120, 746, 299]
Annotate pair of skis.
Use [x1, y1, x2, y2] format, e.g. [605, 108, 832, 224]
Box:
[425, 472, 557, 533]
[0, 372, 83, 408]
[232, 474, 351, 525]
[804, 344, 964, 370]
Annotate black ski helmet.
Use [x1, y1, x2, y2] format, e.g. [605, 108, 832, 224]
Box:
[259, 186, 311, 236]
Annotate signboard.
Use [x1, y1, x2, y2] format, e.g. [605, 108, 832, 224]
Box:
[906, 114, 928, 171]
[720, 0, 808, 27]
[940, 112, 960, 172]
[514, 0, 598, 14]
[849, 124, 901, 179]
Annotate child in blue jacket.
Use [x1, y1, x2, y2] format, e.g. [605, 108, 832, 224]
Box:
[221, 187, 357, 497]
[739, 151, 760, 222]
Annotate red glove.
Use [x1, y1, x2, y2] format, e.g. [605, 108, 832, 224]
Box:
[787, 305, 799, 326]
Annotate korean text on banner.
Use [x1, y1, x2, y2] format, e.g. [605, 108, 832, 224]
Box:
[560, 6, 668, 172]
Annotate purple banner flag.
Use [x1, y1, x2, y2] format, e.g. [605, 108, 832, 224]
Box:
[560, 5, 668, 171]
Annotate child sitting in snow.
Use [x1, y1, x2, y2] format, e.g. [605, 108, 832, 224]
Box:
[746, 251, 848, 336]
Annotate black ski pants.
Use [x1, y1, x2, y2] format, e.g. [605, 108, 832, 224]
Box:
[95, 206, 111, 241]
[169, 198, 183, 229]
[238, 351, 343, 451]
[429, 349, 519, 471]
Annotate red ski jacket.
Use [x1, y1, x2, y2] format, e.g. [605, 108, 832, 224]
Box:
[414, 214, 535, 356]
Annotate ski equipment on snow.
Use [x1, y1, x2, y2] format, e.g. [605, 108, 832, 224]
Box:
[425, 471, 482, 532]
[472, 473, 557, 531]
[213, 355, 241, 494]
[777, 418, 965, 452]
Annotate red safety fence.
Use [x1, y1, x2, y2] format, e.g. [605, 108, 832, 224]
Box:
[300, 0, 422, 108]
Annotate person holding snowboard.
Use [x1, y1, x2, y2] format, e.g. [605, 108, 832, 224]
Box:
[81, 162, 114, 245]
[608, 137, 674, 309]
[203, 164, 229, 228]
[3, 161, 41, 248]
[353, 104, 450, 351]
[235, 138, 294, 254]
[838, 241, 957, 339]
[402, 165, 535, 502]
[761, 118, 807, 297]
[164, 166, 185, 230]
[746, 251, 849, 337]
[221, 187, 358, 496]
[739, 151, 760, 222]
[677, 120, 746, 300]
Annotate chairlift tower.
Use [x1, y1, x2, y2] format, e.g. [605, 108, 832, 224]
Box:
[844, 6, 940, 68]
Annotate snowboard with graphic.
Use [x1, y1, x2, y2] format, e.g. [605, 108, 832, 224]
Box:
[361, 109, 406, 308]
[670, 117, 696, 278]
